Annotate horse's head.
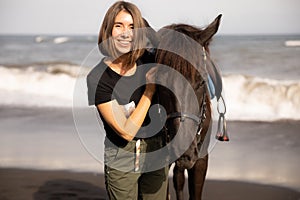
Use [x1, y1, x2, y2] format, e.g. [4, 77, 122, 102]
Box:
[155, 15, 222, 169]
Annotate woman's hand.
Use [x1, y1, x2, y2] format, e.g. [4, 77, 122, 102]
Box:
[145, 66, 158, 97]
[97, 67, 158, 141]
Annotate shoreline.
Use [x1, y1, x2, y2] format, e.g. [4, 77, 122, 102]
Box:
[1, 167, 299, 200]
[1, 106, 300, 198]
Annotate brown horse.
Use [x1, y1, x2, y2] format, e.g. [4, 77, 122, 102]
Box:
[153, 15, 223, 200]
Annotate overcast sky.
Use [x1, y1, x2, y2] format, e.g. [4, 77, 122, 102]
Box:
[1, 0, 299, 35]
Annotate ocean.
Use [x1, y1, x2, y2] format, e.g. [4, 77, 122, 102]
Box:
[0, 34, 299, 121]
[1, 34, 300, 192]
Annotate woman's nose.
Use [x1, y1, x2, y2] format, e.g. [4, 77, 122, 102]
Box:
[121, 28, 132, 38]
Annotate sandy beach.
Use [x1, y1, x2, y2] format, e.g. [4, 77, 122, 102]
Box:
[1, 168, 299, 200]
[1, 106, 300, 199]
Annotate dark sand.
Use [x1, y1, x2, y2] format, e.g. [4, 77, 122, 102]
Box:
[0, 168, 299, 200]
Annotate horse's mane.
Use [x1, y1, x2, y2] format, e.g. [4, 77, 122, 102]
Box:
[162, 24, 203, 41]
[156, 24, 208, 84]
[163, 23, 213, 52]
[156, 23, 212, 135]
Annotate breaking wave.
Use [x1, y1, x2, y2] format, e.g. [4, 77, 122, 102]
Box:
[0, 65, 299, 121]
[34, 35, 95, 44]
[0, 64, 89, 108]
[223, 74, 300, 121]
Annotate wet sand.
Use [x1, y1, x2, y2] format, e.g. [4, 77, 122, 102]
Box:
[1, 107, 300, 199]
[0, 168, 299, 200]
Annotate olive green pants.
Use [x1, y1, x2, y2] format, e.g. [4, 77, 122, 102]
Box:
[104, 138, 169, 200]
[105, 165, 168, 200]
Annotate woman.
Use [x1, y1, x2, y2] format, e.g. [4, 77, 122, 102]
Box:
[86, 1, 168, 199]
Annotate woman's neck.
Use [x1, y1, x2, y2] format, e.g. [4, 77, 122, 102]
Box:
[105, 57, 136, 76]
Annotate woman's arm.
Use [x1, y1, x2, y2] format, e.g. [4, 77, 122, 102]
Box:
[97, 86, 154, 141]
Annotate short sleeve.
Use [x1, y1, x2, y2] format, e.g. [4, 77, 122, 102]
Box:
[86, 70, 98, 106]
[86, 62, 107, 106]
[94, 77, 114, 105]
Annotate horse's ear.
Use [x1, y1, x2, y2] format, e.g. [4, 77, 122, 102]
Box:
[198, 14, 222, 46]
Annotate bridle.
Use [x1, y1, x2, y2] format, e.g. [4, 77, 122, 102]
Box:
[165, 88, 207, 135]
[158, 47, 229, 141]
[163, 47, 209, 135]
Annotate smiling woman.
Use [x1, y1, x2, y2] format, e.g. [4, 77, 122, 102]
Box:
[98, 1, 146, 68]
[86, 1, 169, 199]
[112, 10, 134, 55]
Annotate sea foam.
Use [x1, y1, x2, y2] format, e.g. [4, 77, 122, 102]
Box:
[0, 64, 88, 107]
[0, 65, 299, 121]
[285, 40, 300, 47]
[223, 74, 300, 121]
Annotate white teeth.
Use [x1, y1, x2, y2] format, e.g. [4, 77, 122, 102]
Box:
[119, 40, 131, 44]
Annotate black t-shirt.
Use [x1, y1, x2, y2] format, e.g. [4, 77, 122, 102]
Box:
[86, 56, 156, 146]
[92, 59, 146, 106]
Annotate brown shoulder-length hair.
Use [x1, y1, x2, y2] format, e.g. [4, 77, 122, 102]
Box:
[98, 1, 146, 67]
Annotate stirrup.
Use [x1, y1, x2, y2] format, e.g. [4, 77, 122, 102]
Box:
[215, 95, 229, 141]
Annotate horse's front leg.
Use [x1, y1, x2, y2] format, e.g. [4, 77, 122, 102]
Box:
[187, 155, 208, 200]
[173, 164, 185, 200]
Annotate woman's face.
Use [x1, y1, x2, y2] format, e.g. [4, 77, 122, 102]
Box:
[112, 10, 134, 55]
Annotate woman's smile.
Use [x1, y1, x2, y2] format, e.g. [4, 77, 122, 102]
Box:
[112, 10, 134, 54]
